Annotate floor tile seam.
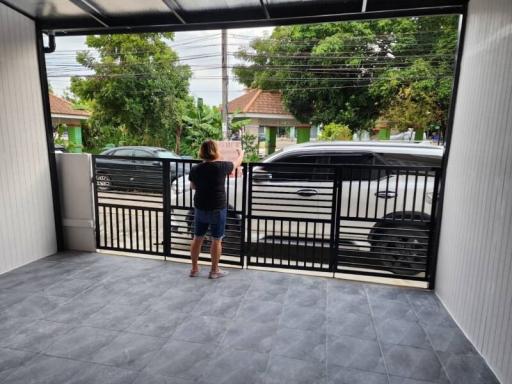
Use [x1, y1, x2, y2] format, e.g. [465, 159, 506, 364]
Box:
[36, 349, 147, 373]
[43, 301, 110, 324]
[34, 351, 140, 384]
[214, 276, 254, 349]
[404, 290, 426, 324]
[325, 329, 378, 342]
[255, 281, 293, 382]
[379, 341, 453, 383]
[76, 323, 152, 339]
[415, 320, 455, 384]
[363, 284, 392, 383]
[405, 291, 465, 383]
[237, 291, 286, 319]
[193, 343, 272, 384]
[267, 351, 328, 378]
[38, 324, 121, 357]
[326, 361, 391, 379]
[269, 348, 326, 365]
[0, 321, 80, 350]
[90, 332, 169, 374]
[0, 350, 45, 383]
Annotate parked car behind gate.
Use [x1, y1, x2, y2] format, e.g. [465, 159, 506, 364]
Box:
[95, 146, 189, 192]
[170, 141, 443, 275]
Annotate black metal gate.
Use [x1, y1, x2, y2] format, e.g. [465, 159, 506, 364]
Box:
[245, 162, 441, 283]
[92, 156, 441, 284]
[92, 155, 245, 266]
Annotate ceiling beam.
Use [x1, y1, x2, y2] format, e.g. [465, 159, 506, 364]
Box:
[68, 0, 109, 27]
[259, 0, 271, 19]
[162, 0, 187, 24]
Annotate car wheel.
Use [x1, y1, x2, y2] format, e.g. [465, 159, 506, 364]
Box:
[96, 174, 111, 191]
[369, 224, 427, 276]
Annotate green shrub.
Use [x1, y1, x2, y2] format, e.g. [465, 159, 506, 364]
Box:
[318, 123, 352, 141]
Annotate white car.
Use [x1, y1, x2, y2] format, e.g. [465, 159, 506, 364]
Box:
[171, 141, 443, 275]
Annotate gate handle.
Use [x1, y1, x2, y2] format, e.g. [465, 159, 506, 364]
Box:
[375, 190, 396, 199]
[296, 188, 318, 197]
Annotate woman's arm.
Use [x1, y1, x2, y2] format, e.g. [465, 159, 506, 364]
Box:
[232, 148, 244, 170]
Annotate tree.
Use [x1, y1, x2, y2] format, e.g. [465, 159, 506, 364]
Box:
[233, 16, 458, 134]
[380, 86, 437, 137]
[71, 33, 191, 149]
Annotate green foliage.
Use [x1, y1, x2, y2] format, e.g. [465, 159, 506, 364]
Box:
[82, 120, 138, 153]
[179, 99, 222, 157]
[54, 124, 67, 147]
[230, 116, 252, 134]
[319, 123, 352, 141]
[71, 33, 191, 151]
[241, 133, 260, 162]
[233, 16, 458, 134]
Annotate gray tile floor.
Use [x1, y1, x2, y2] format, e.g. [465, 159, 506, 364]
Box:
[0, 252, 500, 384]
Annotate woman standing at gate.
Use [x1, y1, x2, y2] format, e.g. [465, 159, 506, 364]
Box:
[188, 140, 244, 279]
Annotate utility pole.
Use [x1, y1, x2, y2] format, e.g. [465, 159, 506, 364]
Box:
[221, 29, 229, 139]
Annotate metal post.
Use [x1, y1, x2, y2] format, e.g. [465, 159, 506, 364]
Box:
[429, 8, 467, 290]
[163, 160, 171, 259]
[36, 29, 64, 251]
[91, 156, 100, 249]
[221, 29, 229, 139]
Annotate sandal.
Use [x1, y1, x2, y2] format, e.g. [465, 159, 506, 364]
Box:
[189, 270, 200, 277]
[208, 270, 228, 279]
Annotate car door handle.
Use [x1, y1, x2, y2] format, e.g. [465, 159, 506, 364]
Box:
[296, 188, 318, 197]
[375, 191, 396, 199]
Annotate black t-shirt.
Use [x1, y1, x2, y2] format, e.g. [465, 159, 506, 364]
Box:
[189, 161, 234, 210]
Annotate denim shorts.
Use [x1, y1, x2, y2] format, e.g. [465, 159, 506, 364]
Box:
[193, 208, 227, 240]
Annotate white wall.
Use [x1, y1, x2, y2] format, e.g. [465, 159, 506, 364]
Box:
[56, 153, 96, 252]
[435, 0, 512, 383]
[0, 4, 57, 274]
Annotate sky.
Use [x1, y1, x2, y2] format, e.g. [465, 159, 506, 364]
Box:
[45, 27, 273, 106]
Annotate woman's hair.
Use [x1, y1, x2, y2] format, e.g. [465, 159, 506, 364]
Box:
[198, 140, 220, 161]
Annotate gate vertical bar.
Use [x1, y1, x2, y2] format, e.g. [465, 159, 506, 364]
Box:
[246, 164, 253, 268]
[163, 160, 171, 260]
[91, 155, 100, 249]
[426, 169, 442, 288]
[240, 163, 248, 267]
[329, 166, 341, 275]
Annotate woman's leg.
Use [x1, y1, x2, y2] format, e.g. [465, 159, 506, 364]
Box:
[210, 239, 222, 273]
[190, 236, 204, 273]
[190, 208, 208, 276]
[209, 208, 227, 278]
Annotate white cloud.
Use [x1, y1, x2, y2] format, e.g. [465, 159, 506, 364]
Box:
[47, 27, 273, 106]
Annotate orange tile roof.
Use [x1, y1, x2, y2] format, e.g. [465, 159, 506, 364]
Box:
[228, 89, 290, 115]
[49, 93, 90, 117]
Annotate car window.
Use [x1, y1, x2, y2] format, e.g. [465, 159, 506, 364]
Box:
[264, 154, 323, 181]
[157, 151, 179, 159]
[133, 149, 153, 158]
[379, 153, 441, 167]
[329, 153, 381, 181]
[113, 149, 133, 157]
